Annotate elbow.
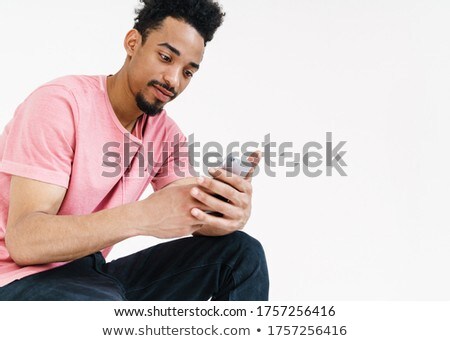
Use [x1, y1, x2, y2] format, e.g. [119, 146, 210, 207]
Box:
[5, 232, 33, 267]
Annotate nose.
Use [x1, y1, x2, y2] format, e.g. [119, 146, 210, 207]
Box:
[162, 66, 181, 92]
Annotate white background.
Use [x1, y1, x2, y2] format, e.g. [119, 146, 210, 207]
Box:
[0, 0, 449, 300]
[1, 301, 450, 340]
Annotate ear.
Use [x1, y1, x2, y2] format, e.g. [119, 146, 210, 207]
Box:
[123, 29, 141, 57]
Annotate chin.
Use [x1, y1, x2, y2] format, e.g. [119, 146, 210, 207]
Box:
[136, 92, 164, 116]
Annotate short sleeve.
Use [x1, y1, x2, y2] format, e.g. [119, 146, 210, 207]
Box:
[0, 85, 77, 188]
[150, 119, 195, 191]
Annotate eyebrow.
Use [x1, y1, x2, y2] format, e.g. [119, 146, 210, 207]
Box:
[158, 42, 200, 70]
[158, 42, 180, 56]
[189, 62, 200, 70]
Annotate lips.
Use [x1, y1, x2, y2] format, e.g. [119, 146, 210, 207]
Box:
[151, 84, 174, 103]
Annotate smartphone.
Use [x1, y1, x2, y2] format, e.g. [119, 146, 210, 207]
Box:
[205, 153, 253, 216]
[221, 153, 253, 178]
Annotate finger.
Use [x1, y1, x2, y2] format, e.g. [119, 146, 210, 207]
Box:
[244, 167, 255, 182]
[190, 186, 240, 218]
[208, 167, 251, 194]
[195, 176, 243, 206]
[246, 150, 262, 167]
[190, 198, 211, 212]
[245, 150, 261, 182]
[190, 207, 241, 231]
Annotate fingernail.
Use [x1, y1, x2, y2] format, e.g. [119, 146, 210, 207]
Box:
[191, 188, 199, 196]
[208, 167, 220, 175]
[197, 176, 205, 184]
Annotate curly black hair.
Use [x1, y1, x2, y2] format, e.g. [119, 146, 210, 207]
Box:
[134, 0, 225, 46]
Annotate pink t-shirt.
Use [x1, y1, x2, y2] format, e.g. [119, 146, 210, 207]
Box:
[0, 75, 192, 287]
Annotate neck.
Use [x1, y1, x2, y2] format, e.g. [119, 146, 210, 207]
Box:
[106, 67, 142, 132]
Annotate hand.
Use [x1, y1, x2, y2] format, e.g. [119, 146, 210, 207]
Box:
[139, 184, 209, 239]
[190, 151, 262, 236]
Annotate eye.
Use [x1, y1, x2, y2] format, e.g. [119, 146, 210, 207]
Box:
[159, 53, 171, 63]
[184, 70, 193, 78]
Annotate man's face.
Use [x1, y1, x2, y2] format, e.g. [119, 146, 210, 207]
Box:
[126, 17, 205, 116]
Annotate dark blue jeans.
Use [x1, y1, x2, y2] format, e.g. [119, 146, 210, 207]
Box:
[0, 231, 269, 301]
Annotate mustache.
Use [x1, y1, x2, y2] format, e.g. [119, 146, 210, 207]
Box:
[147, 80, 177, 98]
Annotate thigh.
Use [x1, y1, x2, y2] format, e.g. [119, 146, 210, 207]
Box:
[0, 254, 125, 301]
[103, 231, 268, 301]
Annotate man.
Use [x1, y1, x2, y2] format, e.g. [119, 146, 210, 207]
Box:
[0, 0, 269, 300]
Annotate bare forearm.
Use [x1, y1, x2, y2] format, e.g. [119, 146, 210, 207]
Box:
[6, 180, 209, 266]
[5, 201, 143, 266]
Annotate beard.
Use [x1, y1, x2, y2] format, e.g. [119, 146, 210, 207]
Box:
[135, 80, 177, 117]
[135, 91, 164, 117]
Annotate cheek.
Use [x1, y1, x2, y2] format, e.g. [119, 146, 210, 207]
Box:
[128, 56, 159, 91]
[178, 77, 191, 93]
[128, 62, 147, 92]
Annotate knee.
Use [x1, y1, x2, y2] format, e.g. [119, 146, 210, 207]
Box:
[227, 231, 269, 294]
[226, 232, 268, 269]
[200, 230, 268, 276]
[228, 231, 265, 255]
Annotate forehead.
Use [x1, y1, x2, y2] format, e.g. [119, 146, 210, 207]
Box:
[143, 17, 205, 63]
